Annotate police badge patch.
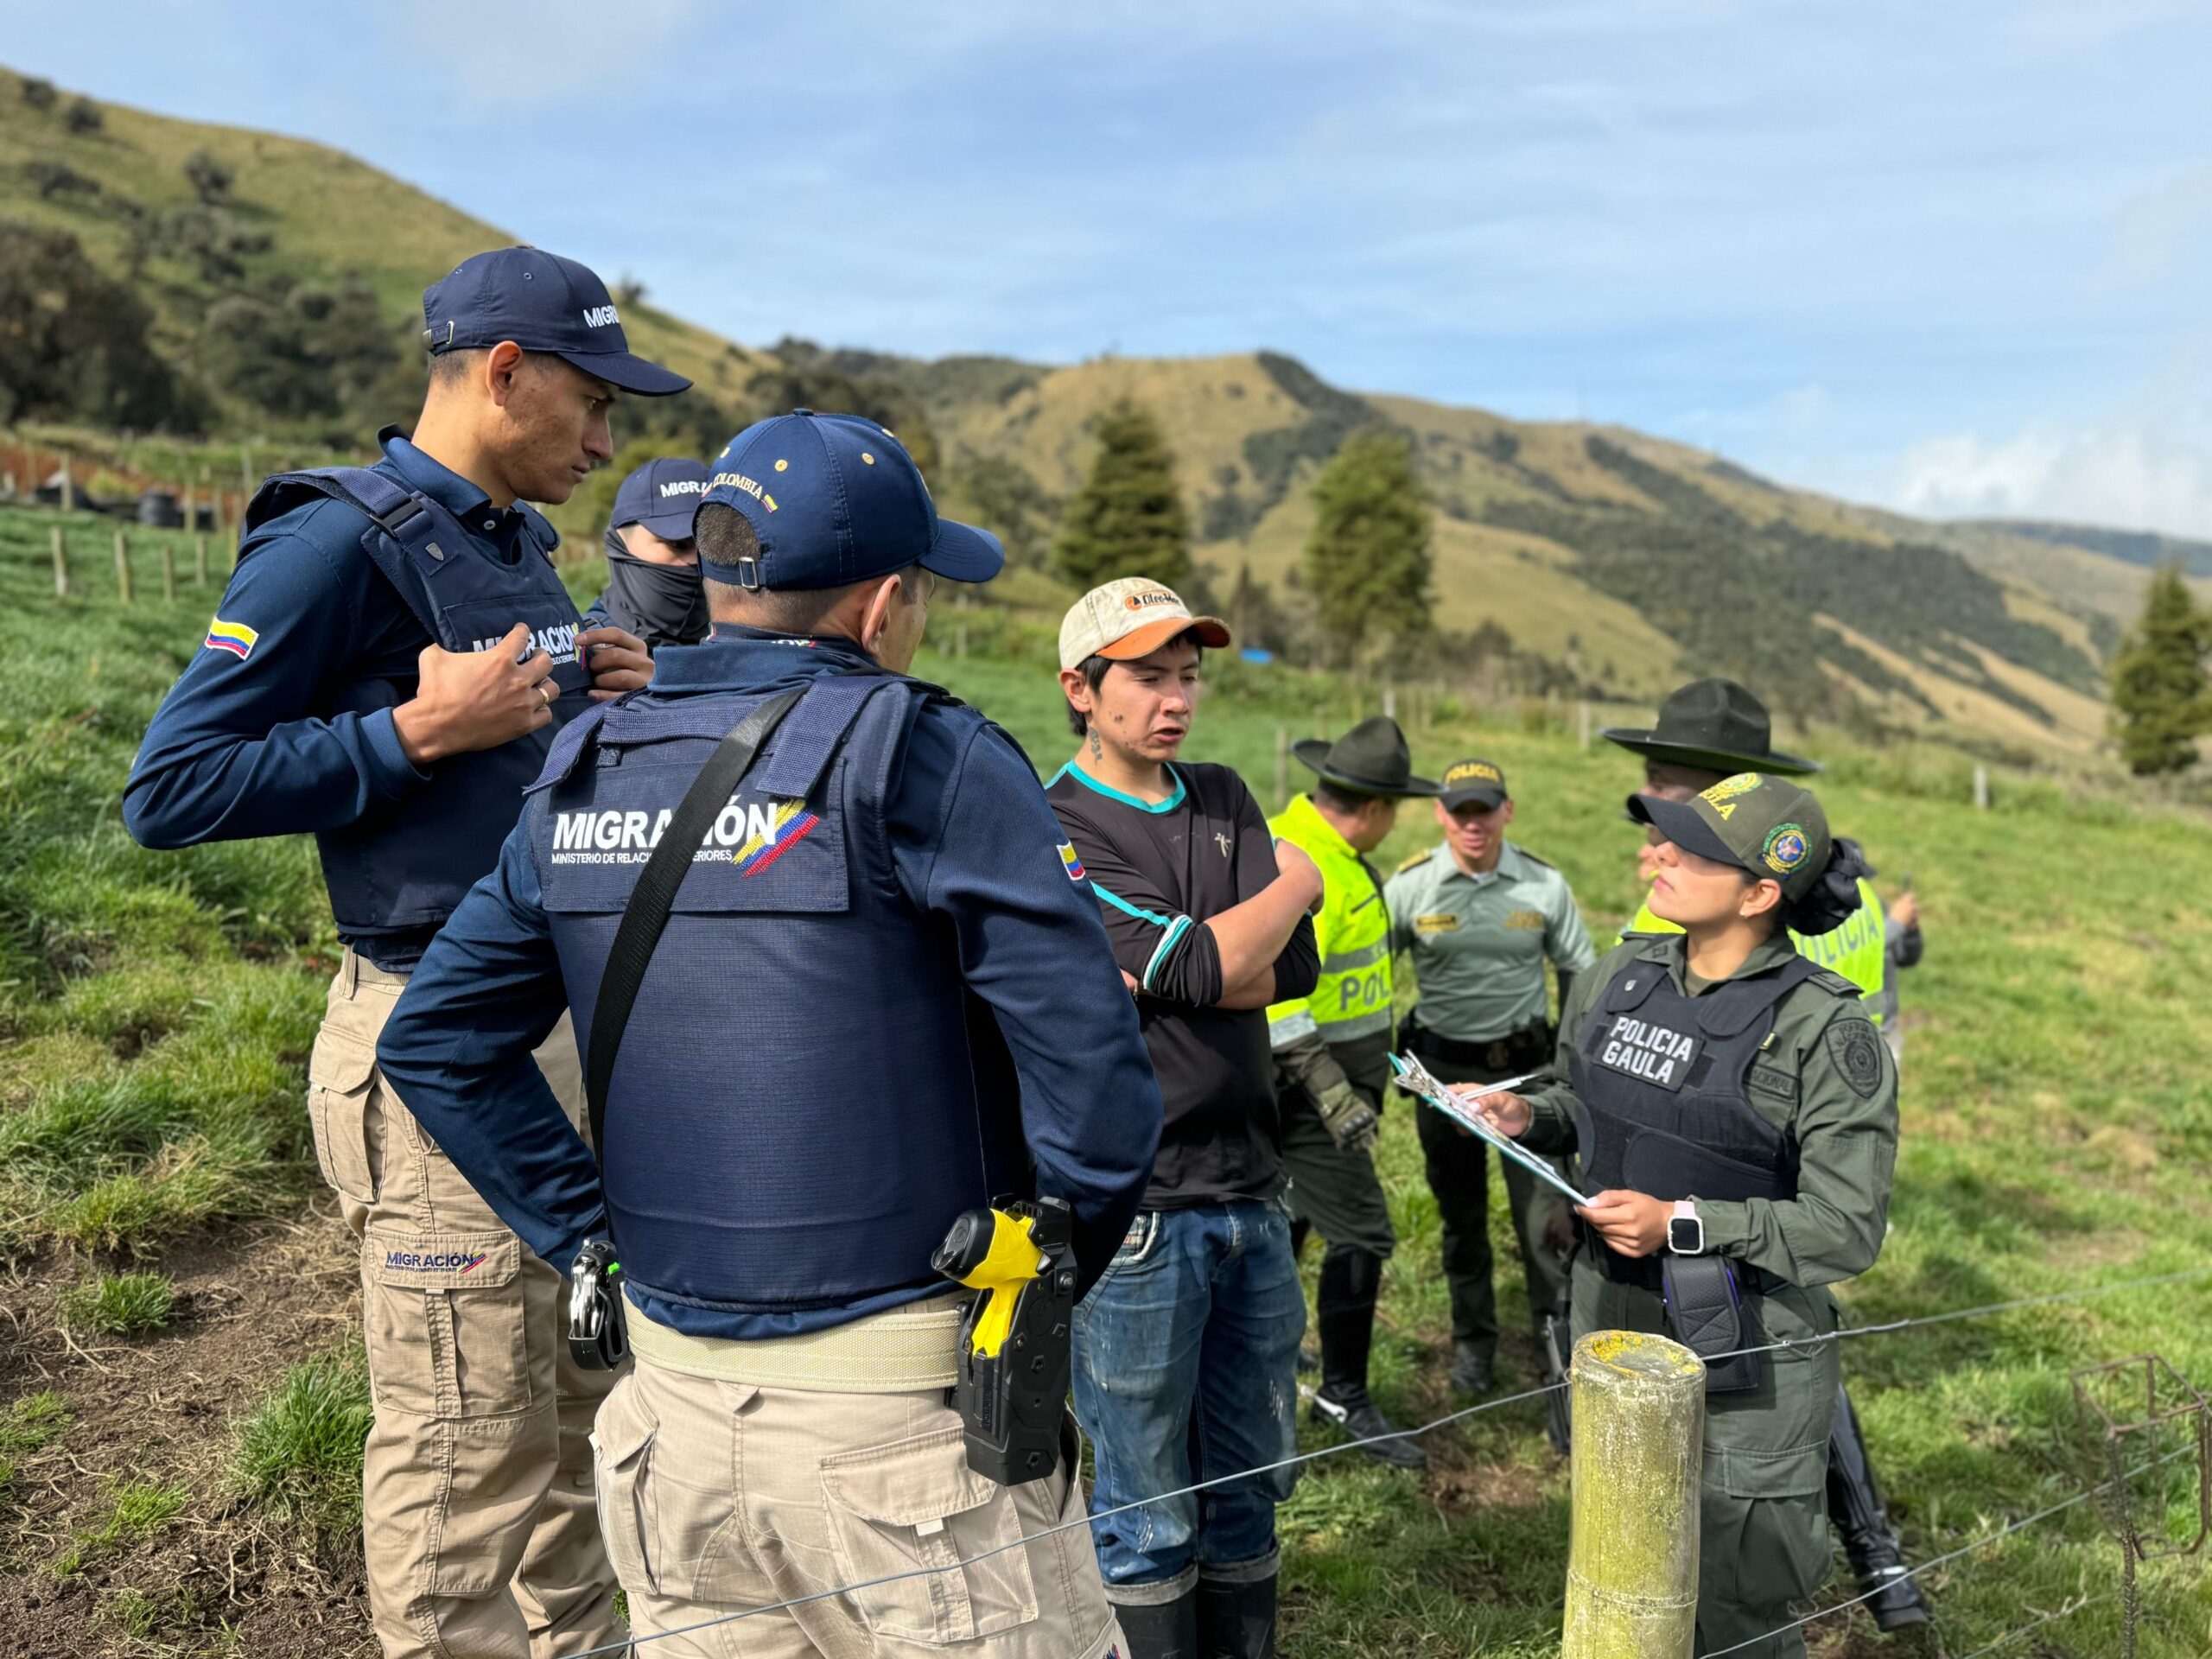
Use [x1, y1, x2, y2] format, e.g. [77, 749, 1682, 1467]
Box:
[1827, 1020, 1885, 1097]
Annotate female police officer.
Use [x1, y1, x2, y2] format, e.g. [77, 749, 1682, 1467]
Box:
[1472, 772, 1897, 1659]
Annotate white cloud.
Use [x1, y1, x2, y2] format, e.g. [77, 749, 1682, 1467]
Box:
[1894, 422, 2212, 538]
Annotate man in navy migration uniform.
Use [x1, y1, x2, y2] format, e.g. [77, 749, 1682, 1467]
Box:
[125, 247, 689, 1659]
[377, 409, 1161, 1659]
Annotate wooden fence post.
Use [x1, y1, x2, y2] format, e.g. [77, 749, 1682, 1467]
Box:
[60, 455, 74, 514]
[113, 528, 133, 603]
[51, 525, 68, 599]
[1274, 723, 1289, 810]
[160, 539, 177, 602]
[1561, 1331, 1705, 1659]
[1580, 700, 1592, 750]
[194, 534, 209, 587]
[1973, 764, 1990, 811]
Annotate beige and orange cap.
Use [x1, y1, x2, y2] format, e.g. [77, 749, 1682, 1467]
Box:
[1058, 578, 1232, 671]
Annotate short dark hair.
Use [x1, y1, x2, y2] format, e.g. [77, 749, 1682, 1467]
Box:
[695, 500, 926, 634]
[1315, 779, 1382, 815]
[1064, 631, 1206, 735]
[426, 345, 560, 388]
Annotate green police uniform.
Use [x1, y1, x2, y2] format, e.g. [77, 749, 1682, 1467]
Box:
[1517, 778, 1898, 1657]
[1385, 840, 1594, 1363]
[1625, 876, 1890, 1020]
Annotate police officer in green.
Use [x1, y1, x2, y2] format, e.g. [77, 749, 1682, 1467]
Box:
[1605, 679, 1929, 1630]
[1471, 773, 1897, 1658]
[1267, 718, 1442, 1466]
[1385, 758, 1593, 1400]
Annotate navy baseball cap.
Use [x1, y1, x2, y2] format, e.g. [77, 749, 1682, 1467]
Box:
[422, 247, 691, 397]
[698, 410, 1003, 590]
[611, 457, 709, 540]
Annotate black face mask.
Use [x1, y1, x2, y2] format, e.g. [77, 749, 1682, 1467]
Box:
[601, 527, 709, 649]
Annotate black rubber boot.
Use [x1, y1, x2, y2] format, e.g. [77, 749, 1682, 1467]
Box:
[1312, 1249, 1426, 1469]
[1195, 1573, 1277, 1659]
[1114, 1586, 1200, 1659]
[1827, 1384, 1930, 1631]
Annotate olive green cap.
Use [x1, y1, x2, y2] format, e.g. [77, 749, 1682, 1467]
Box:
[1628, 772, 1830, 899]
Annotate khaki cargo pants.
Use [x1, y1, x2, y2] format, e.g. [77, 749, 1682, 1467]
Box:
[308, 948, 624, 1659]
[593, 1346, 1124, 1658]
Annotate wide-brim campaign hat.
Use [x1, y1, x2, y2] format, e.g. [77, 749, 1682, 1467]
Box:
[1600, 678, 1821, 776]
[1293, 716, 1442, 798]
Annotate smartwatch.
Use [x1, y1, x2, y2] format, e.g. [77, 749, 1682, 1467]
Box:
[1667, 1199, 1705, 1256]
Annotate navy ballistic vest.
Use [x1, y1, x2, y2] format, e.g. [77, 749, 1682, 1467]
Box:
[242, 467, 588, 936]
[522, 673, 1018, 1334]
[1567, 954, 1844, 1284]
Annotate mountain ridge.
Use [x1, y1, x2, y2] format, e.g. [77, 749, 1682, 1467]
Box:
[0, 65, 2171, 763]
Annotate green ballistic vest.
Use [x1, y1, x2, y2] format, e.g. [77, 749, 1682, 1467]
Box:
[1623, 875, 1890, 1022]
[1265, 793, 1393, 1046]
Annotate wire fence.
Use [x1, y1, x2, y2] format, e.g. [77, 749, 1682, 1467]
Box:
[572, 1261, 2212, 1658]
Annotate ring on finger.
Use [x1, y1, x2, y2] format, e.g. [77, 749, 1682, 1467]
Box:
[539, 682, 556, 707]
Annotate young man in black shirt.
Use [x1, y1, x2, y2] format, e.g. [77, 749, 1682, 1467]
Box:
[1048, 579, 1321, 1659]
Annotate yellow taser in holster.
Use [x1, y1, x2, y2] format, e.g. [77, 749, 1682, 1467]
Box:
[932, 1196, 1075, 1484]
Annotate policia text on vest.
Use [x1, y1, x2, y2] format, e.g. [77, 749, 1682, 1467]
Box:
[124, 246, 690, 1659]
[377, 410, 1159, 1659]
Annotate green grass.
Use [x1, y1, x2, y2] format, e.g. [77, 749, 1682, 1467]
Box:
[60, 1268, 177, 1337]
[3, 504, 2209, 1650]
[54, 1476, 190, 1576]
[232, 1347, 373, 1541]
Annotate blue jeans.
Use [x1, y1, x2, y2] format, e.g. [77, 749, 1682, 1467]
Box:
[1071, 1199, 1306, 1599]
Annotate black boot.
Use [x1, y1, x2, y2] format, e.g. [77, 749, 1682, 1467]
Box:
[1196, 1572, 1277, 1659]
[1115, 1586, 1200, 1659]
[1311, 1249, 1426, 1469]
[1448, 1339, 1496, 1398]
[1827, 1384, 1929, 1631]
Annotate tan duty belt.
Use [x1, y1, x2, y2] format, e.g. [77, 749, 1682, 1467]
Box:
[626, 1291, 969, 1393]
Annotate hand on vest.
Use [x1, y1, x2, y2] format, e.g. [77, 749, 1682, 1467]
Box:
[579, 626, 652, 702]
[1316, 1082, 1381, 1154]
[1575, 1189, 1669, 1258]
[1459, 1087, 1531, 1140]
[393, 621, 556, 764]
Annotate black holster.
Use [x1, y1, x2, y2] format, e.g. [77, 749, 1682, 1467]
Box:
[1660, 1254, 1763, 1393]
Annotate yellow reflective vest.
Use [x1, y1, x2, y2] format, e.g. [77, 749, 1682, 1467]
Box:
[1265, 793, 1393, 1046]
[1623, 875, 1891, 1022]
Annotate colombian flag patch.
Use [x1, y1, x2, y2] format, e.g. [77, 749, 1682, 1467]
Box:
[204, 617, 258, 660]
[1058, 842, 1087, 882]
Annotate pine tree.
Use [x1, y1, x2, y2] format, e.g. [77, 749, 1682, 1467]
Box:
[2111, 567, 2212, 774]
[1302, 427, 1433, 669]
[1052, 400, 1192, 591]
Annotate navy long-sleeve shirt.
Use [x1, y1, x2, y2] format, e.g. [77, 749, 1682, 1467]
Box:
[123, 431, 549, 968]
[376, 626, 1163, 1328]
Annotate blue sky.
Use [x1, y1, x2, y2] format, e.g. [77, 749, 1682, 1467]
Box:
[12, 2, 2212, 534]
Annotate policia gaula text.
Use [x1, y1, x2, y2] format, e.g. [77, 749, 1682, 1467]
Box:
[1472, 774, 1898, 1659]
[377, 408, 1162, 1659]
[125, 247, 684, 1659]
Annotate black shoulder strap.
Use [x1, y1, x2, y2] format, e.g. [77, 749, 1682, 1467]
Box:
[585, 688, 805, 1156]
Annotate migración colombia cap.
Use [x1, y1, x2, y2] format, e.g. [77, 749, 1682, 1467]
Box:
[1628, 772, 1832, 900]
[697, 410, 1003, 590]
[611, 456, 710, 540]
[422, 247, 691, 397]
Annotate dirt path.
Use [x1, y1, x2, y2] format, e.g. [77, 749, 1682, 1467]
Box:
[0, 1201, 373, 1659]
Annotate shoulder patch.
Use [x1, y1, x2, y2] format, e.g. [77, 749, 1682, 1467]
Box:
[1808, 967, 1859, 997]
[1825, 1019, 1885, 1098]
[1395, 849, 1435, 874]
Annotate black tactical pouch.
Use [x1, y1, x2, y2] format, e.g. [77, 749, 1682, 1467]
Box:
[1661, 1254, 1764, 1393]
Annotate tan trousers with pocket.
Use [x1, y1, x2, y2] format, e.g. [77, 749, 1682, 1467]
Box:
[592, 1336, 1124, 1658]
[308, 949, 625, 1659]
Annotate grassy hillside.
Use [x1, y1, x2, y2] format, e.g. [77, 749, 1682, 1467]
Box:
[1974, 518, 2212, 580]
[0, 506, 2209, 1654]
[0, 67, 2169, 770]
